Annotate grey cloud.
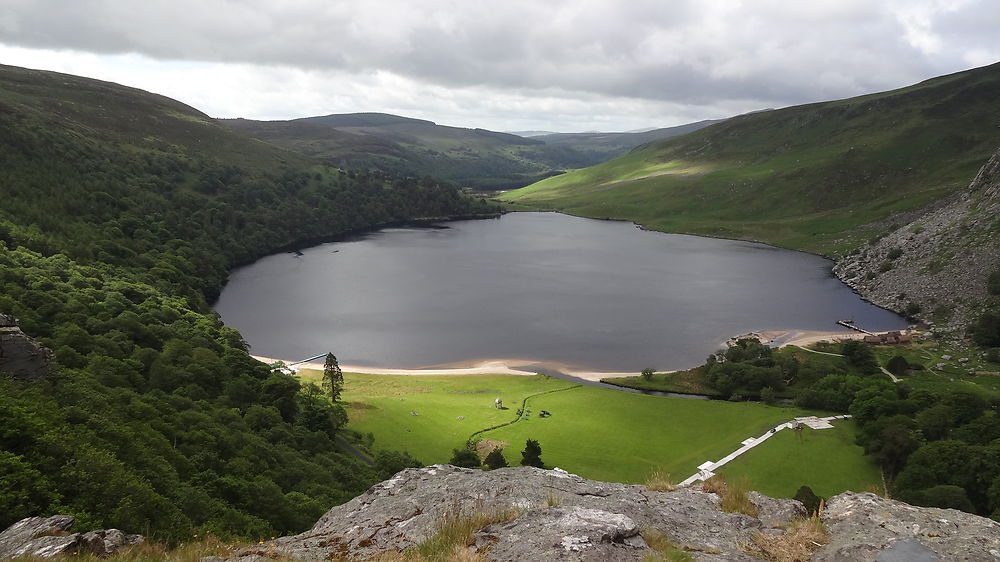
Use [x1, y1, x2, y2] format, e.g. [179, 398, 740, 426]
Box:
[0, 0, 996, 118]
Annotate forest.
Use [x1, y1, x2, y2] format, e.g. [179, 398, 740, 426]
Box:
[0, 64, 495, 541]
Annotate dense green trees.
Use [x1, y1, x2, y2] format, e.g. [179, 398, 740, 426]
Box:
[0, 66, 497, 542]
[702, 338, 794, 399]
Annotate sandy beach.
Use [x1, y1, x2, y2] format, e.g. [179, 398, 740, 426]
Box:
[251, 355, 643, 381]
[758, 329, 870, 348]
[251, 328, 900, 383]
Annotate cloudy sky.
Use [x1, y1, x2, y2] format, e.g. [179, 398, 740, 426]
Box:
[0, 0, 998, 132]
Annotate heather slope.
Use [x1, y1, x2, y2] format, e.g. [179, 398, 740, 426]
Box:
[501, 62, 1000, 256]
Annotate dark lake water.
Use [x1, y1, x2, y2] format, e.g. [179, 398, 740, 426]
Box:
[214, 212, 907, 371]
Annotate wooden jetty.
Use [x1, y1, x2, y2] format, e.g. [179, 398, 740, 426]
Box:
[836, 320, 875, 335]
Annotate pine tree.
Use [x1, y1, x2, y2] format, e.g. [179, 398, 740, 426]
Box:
[520, 439, 543, 468]
[322, 352, 344, 403]
[484, 447, 508, 470]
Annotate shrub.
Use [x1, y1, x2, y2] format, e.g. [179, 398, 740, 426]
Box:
[742, 515, 828, 562]
[640, 527, 697, 561]
[886, 355, 910, 376]
[793, 485, 823, 516]
[483, 448, 508, 470]
[970, 311, 1000, 347]
[886, 247, 903, 260]
[520, 439, 544, 468]
[641, 367, 656, 381]
[990, 270, 1000, 296]
[449, 448, 481, 468]
[987, 348, 1000, 364]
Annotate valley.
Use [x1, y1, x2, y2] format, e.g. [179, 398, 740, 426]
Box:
[1, 54, 999, 558]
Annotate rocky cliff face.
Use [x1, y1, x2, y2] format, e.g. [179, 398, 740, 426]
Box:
[0, 515, 143, 559]
[834, 147, 1000, 333]
[0, 314, 54, 381]
[220, 465, 1000, 561]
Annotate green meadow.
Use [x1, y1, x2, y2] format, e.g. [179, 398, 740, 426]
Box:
[718, 420, 882, 499]
[319, 370, 880, 497]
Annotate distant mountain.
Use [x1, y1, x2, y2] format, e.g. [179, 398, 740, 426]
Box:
[501, 62, 1000, 258]
[222, 113, 591, 190]
[532, 119, 725, 161]
[222, 113, 725, 190]
[507, 130, 558, 137]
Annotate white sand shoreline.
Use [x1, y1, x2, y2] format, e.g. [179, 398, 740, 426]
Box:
[251, 328, 907, 383]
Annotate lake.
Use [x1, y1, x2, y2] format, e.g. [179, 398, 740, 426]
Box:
[213, 212, 907, 372]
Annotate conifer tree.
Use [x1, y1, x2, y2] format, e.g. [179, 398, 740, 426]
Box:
[322, 352, 344, 403]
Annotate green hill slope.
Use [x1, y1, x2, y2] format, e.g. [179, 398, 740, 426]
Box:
[501, 63, 1000, 256]
[0, 64, 495, 541]
[222, 113, 723, 190]
[533, 119, 723, 161]
[223, 112, 595, 190]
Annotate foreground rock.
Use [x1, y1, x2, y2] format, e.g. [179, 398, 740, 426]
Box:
[222, 465, 1000, 561]
[0, 515, 143, 559]
[0, 314, 54, 381]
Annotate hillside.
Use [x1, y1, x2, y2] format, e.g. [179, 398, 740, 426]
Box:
[533, 118, 723, 161]
[0, 64, 496, 541]
[221, 113, 722, 190]
[500, 62, 1000, 257]
[222, 112, 593, 190]
[834, 146, 1000, 332]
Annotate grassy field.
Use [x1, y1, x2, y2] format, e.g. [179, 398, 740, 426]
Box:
[717, 420, 882, 499]
[498, 62, 1000, 257]
[327, 372, 579, 461]
[318, 370, 880, 497]
[477, 385, 816, 484]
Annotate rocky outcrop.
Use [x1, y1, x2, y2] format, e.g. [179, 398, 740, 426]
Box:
[0, 515, 143, 559]
[816, 492, 1000, 561]
[0, 314, 54, 380]
[834, 147, 1000, 333]
[221, 465, 1000, 561]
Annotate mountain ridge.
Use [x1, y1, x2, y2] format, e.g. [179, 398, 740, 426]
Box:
[500, 61, 1000, 257]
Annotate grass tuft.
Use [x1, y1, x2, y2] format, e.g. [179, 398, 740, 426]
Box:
[640, 527, 696, 562]
[700, 474, 727, 495]
[544, 492, 562, 507]
[741, 515, 828, 562]
[645, 470, 678, 492]
[373, 506, 523, 562]
[702, 475, 758, 517]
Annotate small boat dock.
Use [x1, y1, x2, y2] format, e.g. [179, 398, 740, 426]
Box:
[836, 319, 875, 335]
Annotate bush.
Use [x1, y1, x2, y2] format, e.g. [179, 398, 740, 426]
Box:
[793, 485, 823, 516]
[641, 367, 655, 381]
[970, 311, 1000, 347]
[989, 270, 1000, 296]
[887, 247, 903, 260]
[886, 355, 910, 376]
[449, 448, 481, 468]
[841, 340, 879, 374]
[520, 439, 544, 468]
[483, 448, 508, 470]
[987, 348, 1000, 364]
